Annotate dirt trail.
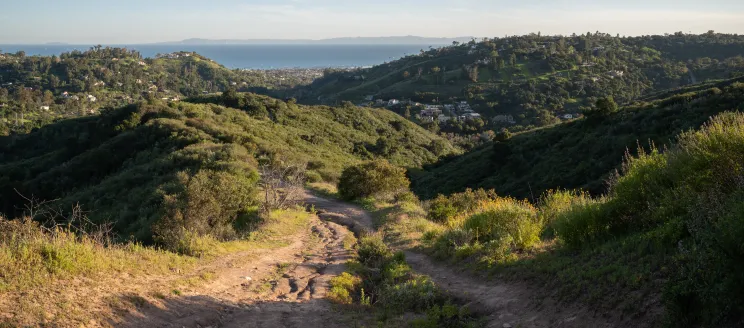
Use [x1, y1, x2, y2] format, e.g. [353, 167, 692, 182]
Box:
[302, 192, 630, 328]
[119, 215, 369, 328]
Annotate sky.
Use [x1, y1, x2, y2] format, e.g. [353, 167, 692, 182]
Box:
[1, 0, 743, 44]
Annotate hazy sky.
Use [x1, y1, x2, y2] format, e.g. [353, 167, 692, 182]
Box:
[1, 0, 743, 44]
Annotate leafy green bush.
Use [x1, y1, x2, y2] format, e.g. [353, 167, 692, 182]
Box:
[425, 189, 498, 224]
[357, 235, 393, 268]
[537, 189, 595, 239]
[432, 195, 542, 264]
[337, 160, 410, 200]
[153, 169, 259, 253]
[461, 199, 541, 250]
[328, 272, 361, 305]
[551, 112, 744, 326]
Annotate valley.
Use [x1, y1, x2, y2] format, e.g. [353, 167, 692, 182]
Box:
[2, 31, 744, 328]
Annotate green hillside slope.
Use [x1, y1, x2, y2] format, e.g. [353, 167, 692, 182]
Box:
[0, 93, 456, 243]
[0, 48, 299, 134]
[411, 77, 744, 199]
[298, 32, 744, 133]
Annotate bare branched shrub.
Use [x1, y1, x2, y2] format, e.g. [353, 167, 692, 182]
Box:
[11, 190, 115, 245]
[259, 160, 307, 213]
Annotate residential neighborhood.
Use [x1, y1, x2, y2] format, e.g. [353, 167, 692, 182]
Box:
[365, 96, 495, 125]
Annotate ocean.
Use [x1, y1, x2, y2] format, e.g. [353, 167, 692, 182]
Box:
[0, 44, 435, 69]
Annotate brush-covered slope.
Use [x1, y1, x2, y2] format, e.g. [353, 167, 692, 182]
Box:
[0, 93, 456, 242]
[411, 77, 744, 199]
[299, 32, 744, 132]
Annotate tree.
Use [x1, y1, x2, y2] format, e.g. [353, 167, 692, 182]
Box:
[497, 58, 505, 71]
[42, 90, 54, 105]
[584, 96, 619, 118]
[468, 65, 479, 82]
[510, 53, 517, 67]
[595, 96, 618, 115]
[337, 160, 410, 200]
[431, 66, 442, 84]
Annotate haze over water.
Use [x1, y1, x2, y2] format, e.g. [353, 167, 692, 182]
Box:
[0, 44, 433, 69]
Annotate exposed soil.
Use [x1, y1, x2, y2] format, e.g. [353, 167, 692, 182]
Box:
[303, 192, 648, 328]
[118, 216, 368, 328]
[8, 191, 647, 327]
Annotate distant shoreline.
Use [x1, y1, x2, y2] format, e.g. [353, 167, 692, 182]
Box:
[0, 44, 429, 69]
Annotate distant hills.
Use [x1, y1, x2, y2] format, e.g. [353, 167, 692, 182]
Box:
[155, 36, 476, 45]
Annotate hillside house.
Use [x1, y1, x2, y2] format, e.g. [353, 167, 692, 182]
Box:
[87, 95, 97, 102]
[608, 70, 624, 78]
[459, 112, 482, 121]
[438, 114, 451, 123]
[364, 95, 374, 101]
[387, 99, 400, 107]
[457, 101, 472, 112]
[420, 108, 442, 117]
[375, 99, 385, 106]
[419, 115, 434, 123]
[493, 115, 516, 124]
[40, 105, 50, 111]
[444, 104, 455, 111]
[62, 91, 70, 98]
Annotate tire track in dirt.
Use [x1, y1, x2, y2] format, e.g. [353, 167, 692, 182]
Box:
[302, 191, 642, 328]
[119, 215, 368, 328]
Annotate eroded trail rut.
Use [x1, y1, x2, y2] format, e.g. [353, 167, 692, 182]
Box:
[304, 192, 626, 328]
[122, 215, 368, 328]
[123, 191, 620, 327]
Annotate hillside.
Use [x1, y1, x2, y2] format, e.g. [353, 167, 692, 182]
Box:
[410, 76, 744, 199]
[0, 93, 456, 243]
[296, 32, 744, 133]
[0, 47, 302, 134]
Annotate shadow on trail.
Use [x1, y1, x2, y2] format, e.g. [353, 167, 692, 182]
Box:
[111, 292, 370, 328]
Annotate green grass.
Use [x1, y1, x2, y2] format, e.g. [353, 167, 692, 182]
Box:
[412, 76, 744, 200]
[0, 94, 456, 246]
[332, 236, 483, 327]
[403, 110, 744, 327]
[0, 208, 313, 325]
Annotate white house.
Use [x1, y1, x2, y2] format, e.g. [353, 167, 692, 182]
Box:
[562, 114, 574, 120]
[438, 114, 451, 123]
[387, 99, 400, 107]
[40, 105, 50, 111]
[459, 113, 482, 121]
[87, 95, 97, 102]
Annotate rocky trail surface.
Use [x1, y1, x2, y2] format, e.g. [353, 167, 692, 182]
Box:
[116, 191, 629, 327]
[120, 211, 368, 328]
[303, 191, 636, 328]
